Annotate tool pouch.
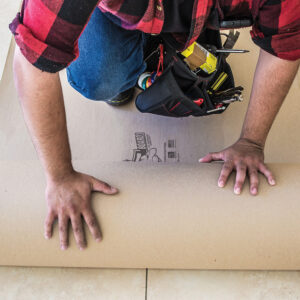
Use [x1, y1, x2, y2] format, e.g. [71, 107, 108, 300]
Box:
[135, 29, 237, 118]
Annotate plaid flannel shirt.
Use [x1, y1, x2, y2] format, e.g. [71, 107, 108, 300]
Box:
[9, 0, 300, 73]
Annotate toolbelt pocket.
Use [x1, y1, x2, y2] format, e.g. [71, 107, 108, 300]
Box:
[136, 52, 235, 118]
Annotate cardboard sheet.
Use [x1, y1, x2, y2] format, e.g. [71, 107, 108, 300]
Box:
[1, 31, 300, 163]
[1, 161, 300, 270]
[0, 30, 299, 270]
[0, 0, 21, 81]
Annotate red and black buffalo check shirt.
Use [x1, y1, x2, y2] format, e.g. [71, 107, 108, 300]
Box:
[9, 0, 300, 73]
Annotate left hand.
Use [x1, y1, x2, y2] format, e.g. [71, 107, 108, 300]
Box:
[199, 138, 276, 195]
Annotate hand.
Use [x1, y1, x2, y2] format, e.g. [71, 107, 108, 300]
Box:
[44, 171, 118, 250]
[199, 138, 276, 195]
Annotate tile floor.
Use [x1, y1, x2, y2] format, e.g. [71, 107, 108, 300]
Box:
[1, 267, 300, 299]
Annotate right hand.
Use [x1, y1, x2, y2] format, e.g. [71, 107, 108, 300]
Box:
[44, 171, 118, 250]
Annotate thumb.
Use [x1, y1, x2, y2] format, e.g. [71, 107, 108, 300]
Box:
[90, 177, 118, 194]
[199, 152, 222, 163]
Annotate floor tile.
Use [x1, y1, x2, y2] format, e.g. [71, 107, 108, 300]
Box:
[147, 270, 300, 300]
[0, 267, 146, 300]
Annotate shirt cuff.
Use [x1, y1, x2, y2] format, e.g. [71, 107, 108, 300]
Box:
[9, 13, 78, 73]
[251, 25, 300, 61]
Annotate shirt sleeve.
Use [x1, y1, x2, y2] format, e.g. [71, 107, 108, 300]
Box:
[250, 0, 300, 61]
[9, 0, 100, 73]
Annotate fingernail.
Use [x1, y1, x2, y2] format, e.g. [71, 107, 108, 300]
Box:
[80, 245, 87, 251]
[96, 237, 102, 243]
[111, 187, 118, 192]
[61, 245, 67, 251]
[270, 179, 276, 186]
[234, 187, 241, 195]
[251, 188, 257, 195]
[45, 235, 50, 240]
[218, 181, 224, 188]
[198, 158, 204, 162]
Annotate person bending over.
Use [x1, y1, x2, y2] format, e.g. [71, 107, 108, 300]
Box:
[10, 0, 300, 250]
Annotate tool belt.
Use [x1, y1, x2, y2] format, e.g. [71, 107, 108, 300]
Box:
[135, 27, 247, 118]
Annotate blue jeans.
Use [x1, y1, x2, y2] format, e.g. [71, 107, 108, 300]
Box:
[67, 9, 146, 101]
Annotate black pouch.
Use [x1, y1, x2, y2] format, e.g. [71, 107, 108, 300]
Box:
[136, 30, 237, 118]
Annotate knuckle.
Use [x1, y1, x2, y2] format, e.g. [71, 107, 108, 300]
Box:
[82, 202, 90, 211]
[68, 204, 77, 215]
[263, 170, 271, 177]
[58, 207, 67, 216]
[60, 238, 67, 245]
[249, 170, 258, 176]
[222, 165, 232, 172]
[47, 209, 55, 218]
[238, 166, 247, 172]
[59, 225, 66, 233]
[100, 182, 110, 190]
[45, 217, 54, 227]
[235, 180, 244, 186]
[254, 157, 262, 164]
[88, 218, 97, 228]
[78, 238, 86, 247]
[250, 176, 259, 183]
[219, 175, 227, 181]
[260, 163, 269, 170]
[265, 169, 272, 176]
[73, 226, 82, 234]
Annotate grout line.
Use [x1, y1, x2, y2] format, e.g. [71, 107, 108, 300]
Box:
[145, 268, 148, 300]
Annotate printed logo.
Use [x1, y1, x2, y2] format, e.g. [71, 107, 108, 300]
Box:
[124, 132, 180, 163]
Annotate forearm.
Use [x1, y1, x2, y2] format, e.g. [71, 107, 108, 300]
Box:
[13, 47, 73, 181]
[240, 49, 299, 147]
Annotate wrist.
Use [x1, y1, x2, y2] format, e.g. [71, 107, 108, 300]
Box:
[46, 164, 75, 183]
[238, 136, 265, 150]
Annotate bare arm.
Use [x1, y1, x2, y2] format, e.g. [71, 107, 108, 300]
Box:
[200, 49, 300, 195]
[13, 47, 118, 250]
[13, 47, 73, 181]
[240, 49, 299, 146]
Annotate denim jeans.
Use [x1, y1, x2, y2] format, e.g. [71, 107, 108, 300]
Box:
[67, 9, 146, 101]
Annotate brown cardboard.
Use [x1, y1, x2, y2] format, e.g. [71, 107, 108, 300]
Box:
[0, 0, 21, 81]
[0, 29, 300, 269]
[1, 30, 299, 164]
[1, 160, 300, 270]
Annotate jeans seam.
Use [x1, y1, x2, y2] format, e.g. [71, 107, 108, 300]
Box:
[66, 69, 89, 93]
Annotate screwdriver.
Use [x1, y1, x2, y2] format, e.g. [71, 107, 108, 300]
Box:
[207, 45, 249, 54]
[215, 49, 249, 54]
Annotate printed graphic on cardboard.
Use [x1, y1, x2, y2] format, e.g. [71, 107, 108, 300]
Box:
[124, 132, 180, 163]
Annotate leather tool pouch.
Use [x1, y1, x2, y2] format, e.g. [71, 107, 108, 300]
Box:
[135, 28, 239, 118]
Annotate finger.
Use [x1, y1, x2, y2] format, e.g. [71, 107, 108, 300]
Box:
[234, 163, 247, 195]
[44, 210, 56, 239]
[248, 167, 259, 196]
[70, 214, 86, 250]
[90, 177, 118, 194]
[218, 162, 234, 187]
[199, 152, 223, 163]
[58, 214, 69, 250]
[258, 164, 276, 186]
[83, 210, 102, 242]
